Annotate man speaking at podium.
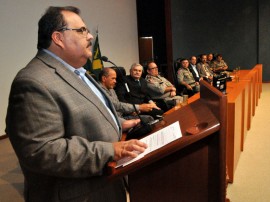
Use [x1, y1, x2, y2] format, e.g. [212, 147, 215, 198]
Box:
[5, 6, 147, 202]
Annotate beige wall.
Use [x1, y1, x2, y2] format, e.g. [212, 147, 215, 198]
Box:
[0, 0, 139, 135]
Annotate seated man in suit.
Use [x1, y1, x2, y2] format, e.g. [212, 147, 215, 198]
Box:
[189, 56, 203, 82]
[145, 61, 183, 110]
[99, 67, 154, 123]
[115, 63, 164, 119]
[177, 58, 200, 97]
[196, 54, 214, 82]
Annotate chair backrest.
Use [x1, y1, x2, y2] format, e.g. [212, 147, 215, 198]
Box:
[173, 59, 185, 95]
[112, 66, 128, 99]
[111, 66, 126, 83]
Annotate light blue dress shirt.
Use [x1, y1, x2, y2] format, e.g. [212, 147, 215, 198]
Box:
[43, 49, 119, 129]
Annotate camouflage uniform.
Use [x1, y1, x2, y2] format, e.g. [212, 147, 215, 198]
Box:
[145, 74, 182, 101]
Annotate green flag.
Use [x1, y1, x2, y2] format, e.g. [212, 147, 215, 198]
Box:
[83, 34, 103, 80]
[83, 57, 93, 74]
[92, 34, 104, 78]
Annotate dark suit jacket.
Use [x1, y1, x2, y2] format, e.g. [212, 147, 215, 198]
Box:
[115, 75, 164, 118]
[5, 51, 126, 202]
[115, 75, 152, 104]
[188, 64, 200, 82]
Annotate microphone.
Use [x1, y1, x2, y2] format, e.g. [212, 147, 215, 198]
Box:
[100, 56, 158, 140]
[100, 56, 109, 63]
[100, 56, 113, 65]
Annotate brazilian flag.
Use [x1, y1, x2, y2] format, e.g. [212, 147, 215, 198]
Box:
[84, 34, 104, 80]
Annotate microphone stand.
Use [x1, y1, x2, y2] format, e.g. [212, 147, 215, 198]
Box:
[101, 56, 157, 139]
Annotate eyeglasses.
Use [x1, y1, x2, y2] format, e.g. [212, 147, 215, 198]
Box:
[148, 66, 158, 70]
[57, 27, 90, 37]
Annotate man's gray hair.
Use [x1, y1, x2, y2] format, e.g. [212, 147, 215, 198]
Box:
[130, 63, 143, 71]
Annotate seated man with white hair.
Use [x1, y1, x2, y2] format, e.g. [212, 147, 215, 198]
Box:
[99, 67, 154, 123]
[115, 63, 164, 119]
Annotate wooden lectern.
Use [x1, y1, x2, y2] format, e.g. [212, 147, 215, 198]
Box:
[108, 81, 227, 202]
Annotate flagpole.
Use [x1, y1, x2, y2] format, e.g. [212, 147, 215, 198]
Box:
[90, 25, 103, 78]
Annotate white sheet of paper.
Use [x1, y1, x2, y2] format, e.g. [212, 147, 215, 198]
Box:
[116, 121, 182, 167]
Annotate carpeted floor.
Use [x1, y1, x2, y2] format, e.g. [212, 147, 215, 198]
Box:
[227, 83, 270, 201]
[0, 83, 269, 202]
[0, 138, 24, 202]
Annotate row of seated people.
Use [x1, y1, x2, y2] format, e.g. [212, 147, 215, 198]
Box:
[205, 53, 229, 73]
[175, 53, 229, 96]
[176, 53, 229, 74]
[96, 53, 228, 122]
[98, 62, 183, 121]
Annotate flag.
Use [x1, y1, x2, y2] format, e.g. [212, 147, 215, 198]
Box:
[83, 57, 93, 75]
[92, 34, 104, 78]
[83, 34, 103, 80]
